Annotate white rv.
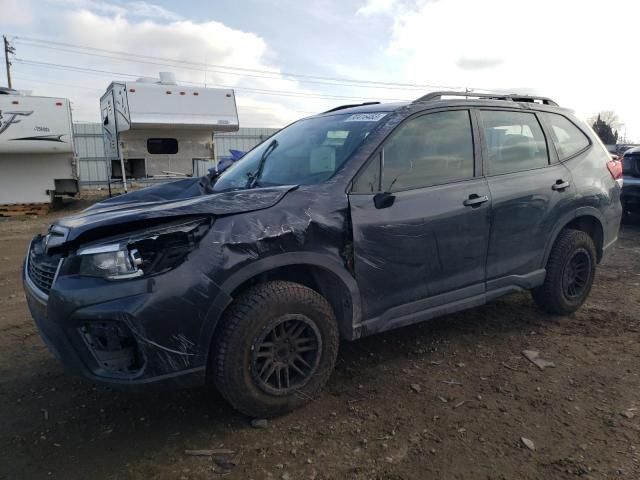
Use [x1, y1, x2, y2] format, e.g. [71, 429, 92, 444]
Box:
[100, 72, 239, 188]
[0, 87, 78, 204]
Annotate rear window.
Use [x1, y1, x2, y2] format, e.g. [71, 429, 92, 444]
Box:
[541, 113, 590, 160]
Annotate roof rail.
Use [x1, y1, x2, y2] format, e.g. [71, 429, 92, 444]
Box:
[322, 101, 381, 114]
[413, 91, 558, 106]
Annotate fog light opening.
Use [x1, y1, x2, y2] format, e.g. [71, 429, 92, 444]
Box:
[80, 321, 143, 374]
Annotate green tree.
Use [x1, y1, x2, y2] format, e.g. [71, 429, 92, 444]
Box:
[591, 112, 620, 145]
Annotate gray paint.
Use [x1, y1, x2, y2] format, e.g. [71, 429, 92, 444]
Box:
[24, 98, 621, 385]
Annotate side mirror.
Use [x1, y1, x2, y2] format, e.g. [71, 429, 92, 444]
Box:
[374, 192, 395, 209]
[216, 158, 235, 173]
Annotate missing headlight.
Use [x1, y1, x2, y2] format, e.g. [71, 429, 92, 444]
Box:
[71, 217, 212, 280]
[129, 219, 211, 275]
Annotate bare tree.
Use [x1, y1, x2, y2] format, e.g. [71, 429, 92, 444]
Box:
[588, 111, 623, 131]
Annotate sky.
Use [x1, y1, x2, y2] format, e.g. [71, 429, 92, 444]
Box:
[1, 0, 638, 141]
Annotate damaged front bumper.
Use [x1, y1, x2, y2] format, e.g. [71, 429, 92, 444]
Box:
[22, 241, 231, 385]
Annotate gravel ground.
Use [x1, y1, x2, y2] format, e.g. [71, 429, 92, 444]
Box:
[0, 204, 638, 480]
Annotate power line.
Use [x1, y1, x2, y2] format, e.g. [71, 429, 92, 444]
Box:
[12, 35, 491, 93]
[12, 74, 105, 92]
[16, 40, 317, 86]
[12, 73, 319, 115]
[11, 36, 443, 89]
[14, 58, 413, 102]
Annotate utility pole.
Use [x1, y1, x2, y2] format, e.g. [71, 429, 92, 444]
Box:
[3, 35, 14, 89]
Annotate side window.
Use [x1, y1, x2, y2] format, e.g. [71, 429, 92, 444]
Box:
[541, 112, 591, 160]
[352, 153, 381, 193]
[480, 110, 549, 175]
[380, 110, 474, 192]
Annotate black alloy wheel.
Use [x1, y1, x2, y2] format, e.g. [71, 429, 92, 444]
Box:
[562, 249, 592, 299]
[212, 281, 339, 417]
[532, 229, 597, 315]
[251, 315, 322, 395]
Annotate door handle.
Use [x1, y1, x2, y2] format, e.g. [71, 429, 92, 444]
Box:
[552, 180, 570, 191]
[463, 194, 489, 207]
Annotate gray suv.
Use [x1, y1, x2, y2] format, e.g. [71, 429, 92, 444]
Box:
[23, 92, 622, 417]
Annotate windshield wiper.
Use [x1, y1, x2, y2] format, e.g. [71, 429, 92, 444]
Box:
[246, 139, 278, 189]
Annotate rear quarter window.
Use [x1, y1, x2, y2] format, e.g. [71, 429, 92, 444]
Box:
[541, 112, 591, 160]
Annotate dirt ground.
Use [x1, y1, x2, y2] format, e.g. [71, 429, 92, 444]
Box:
[1, 203, 639, 480]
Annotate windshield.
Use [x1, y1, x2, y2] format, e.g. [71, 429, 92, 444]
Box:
[210, 112, 387, 192]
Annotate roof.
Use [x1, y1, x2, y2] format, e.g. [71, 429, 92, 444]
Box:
[319, 101, 409, 116]
[318, 91, 562, 117]
[625, 146, 640, 155]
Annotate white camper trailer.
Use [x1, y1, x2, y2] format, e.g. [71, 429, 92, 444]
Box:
[100, 72, 239, 188]
[0, 87, 78, 204]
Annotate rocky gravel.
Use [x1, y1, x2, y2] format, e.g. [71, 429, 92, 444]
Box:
[0, 205, 638, 479]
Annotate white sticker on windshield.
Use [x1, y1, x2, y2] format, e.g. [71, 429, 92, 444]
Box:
[344, 113, 387, 122]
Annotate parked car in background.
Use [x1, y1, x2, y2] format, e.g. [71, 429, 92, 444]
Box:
[622, 146, 640, 219]
[23, 91, 622, 417]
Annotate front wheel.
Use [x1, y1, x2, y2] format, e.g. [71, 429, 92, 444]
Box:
[212, 281, 339, 418]
[532, 229, 597, 315]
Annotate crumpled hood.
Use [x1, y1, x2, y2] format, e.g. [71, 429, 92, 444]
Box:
[53, 182, 297, 244]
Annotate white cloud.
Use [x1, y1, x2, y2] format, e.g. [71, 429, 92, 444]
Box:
[46, 0, 182, 21]
[357, 0, 398, 16]
[127, 1, 183, 21]
[0, 0, 35, 26]
[8, 0, 640, 139]
[383, 0, 640, 140]
[11, 4, 334, 126]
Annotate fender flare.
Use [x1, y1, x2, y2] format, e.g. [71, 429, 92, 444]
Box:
[541, 206, 605, 268]
[198, 253, 363, 358]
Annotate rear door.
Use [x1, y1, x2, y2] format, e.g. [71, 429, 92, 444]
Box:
[477, 109, 577, 285]
[349, 109, 491, 321]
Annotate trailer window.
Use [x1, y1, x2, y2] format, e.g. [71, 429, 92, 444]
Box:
[111, 159, 146, 179]
[147, 138, 179, 155]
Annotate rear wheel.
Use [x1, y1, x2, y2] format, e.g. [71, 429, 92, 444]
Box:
[532, 229, 597, 315]
[212, 281, 339, 418]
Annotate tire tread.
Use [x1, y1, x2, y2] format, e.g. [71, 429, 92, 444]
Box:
[213, 280, 339, 417]
[532, 229, 596, 315]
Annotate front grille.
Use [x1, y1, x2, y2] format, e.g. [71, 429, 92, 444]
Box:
[27, 239, 61, 295]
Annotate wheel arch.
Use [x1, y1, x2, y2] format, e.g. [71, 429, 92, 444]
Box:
[208, 253, 362, 354]
[543, 208, 605, 267]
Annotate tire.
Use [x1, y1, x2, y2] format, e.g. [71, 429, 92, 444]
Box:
[212, 280, 339, 418]
[532, 229, 597, 315]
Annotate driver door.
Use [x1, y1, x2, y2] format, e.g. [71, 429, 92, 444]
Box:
[348, 109, 491, 325]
